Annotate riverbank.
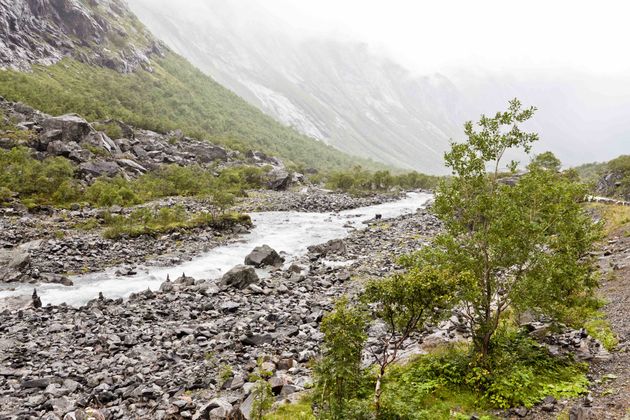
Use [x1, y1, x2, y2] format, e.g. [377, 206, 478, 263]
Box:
[0, 199, 439, 419]
[0, 188, 408, 295]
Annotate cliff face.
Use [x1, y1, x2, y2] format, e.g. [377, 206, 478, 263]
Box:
[0, 0, 163, 73]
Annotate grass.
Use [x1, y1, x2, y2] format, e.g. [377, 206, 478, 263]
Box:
[378, 337, 589, 419]
[102, 206, 251, 239]
[584, 318, 619, 351]
[587, 203, 630, 235]
[264, 396, 315, 420]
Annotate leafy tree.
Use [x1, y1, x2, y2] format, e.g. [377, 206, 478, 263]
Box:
[418, 98, 600, 360]
[250, 380, 274, 420]
[314, 298, 368, 419]
[528, 151, 561, 172]
[362, 265, 460, 414]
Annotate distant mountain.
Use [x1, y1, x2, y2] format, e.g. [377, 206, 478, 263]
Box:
[128, 0, 466, 173]
[129, 0, 630, 173]
[0, 0, 381, 172]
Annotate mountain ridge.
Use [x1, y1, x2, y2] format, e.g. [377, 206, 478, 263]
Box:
[0, 0, 387, 172]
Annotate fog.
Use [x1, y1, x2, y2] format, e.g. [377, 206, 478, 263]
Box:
[129, 0, 630, 170]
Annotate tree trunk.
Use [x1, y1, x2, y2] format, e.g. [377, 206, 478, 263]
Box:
[374, 365, 386, 417]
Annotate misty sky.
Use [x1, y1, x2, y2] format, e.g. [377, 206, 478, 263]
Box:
[261, 0, 630, 76]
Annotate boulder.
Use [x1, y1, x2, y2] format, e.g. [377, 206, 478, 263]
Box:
[244, 245, 284, 268]
[268, 168, 291, 191]
[220, 265, 259, 289]
[46, 140, 83, 158]
[40, 114, 93, 143]
[307, 239, 346, 256]
[79, 160, 120, 177]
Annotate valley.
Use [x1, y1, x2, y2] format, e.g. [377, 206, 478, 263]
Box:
[0, 0, 629, 419]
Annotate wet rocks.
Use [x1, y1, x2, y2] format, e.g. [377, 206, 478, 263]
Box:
[244, 245, 284, 268]
[221, 265, 259, 289]
[307, 238, 346, 257]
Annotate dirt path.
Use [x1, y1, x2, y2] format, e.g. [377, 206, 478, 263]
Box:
[583, 216, 630, 419]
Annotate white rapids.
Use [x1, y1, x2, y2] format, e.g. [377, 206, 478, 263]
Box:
[0, 192, 433, 307]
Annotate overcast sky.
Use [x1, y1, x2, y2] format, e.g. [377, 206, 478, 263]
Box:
[259, 0, 630, 76]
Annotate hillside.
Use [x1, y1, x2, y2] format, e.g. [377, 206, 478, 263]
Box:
[128, 0, 630, 174]
[0, 0, 383, 172]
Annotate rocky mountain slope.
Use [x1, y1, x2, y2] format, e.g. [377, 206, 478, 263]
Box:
[0, 0, 161, 72]
[129, 0, 630, 173]
[0, 0, 382, 172]
[129, 0, 464, 173]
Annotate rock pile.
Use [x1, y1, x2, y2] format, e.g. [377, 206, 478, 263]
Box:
[0, 208, 442, 418]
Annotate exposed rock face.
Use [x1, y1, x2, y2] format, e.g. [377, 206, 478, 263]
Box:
[0, 98, 265, 185]
[221, 265, 259, 289]
[596, 171, 630, 201]
[244, 245, 284, 268]
[0, 0, 164, 72]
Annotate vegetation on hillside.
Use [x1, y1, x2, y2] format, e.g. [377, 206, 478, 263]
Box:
[0, 54, 387, 172]
[0, 146, 267, 209]
[574, 155, 630, 199]
[324, 166, 441, 195]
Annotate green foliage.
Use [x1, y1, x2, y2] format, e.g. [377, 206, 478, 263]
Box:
[362, 264, 461, 413]
[528, 151, 562, 172]
[0, 144, 269, 210]
[218, 364, 234, 384]
[264, 395, 315, 420]
[0, 146, 81, 205]
[251, 380, 275, 420]
[93, 122, 124, 140]
[325, 166, 440, 194]
[423, 98, 601, 358]
[0, 55, 385, 172]
[102, 205, 251, 239]
[84, 176, 140, 207]
[380, 333, 589, 418]
[314, 298, 369, 419]
[584, 318, 618, 351]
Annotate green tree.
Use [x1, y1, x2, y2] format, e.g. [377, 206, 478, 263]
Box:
[250, 379, 274, 420]
[528, 151, 562, 172]
[420, 98, 600, 360]
[314, 298, 368, 419]
[363, 265, 460, 414]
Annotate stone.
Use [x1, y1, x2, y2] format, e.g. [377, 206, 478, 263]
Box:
[79, 160, 120, 177]
[244, 245, 284, 268]
[221, 265, 259, 289]
[307, 239, 346, 256]
[242, 334, 274, 346]
[40, 114, 93, 143]
[268, 168, 292, 191]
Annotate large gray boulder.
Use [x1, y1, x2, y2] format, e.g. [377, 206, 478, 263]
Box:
[79, 160, 120, 177]
[308, 239, 346, 257]
[40, 114, 93, 143]
[244, 245, 284, 268]
[268, 168, 291, 191]
[0, 246, 31, 283]
[221, 265, 259, 289]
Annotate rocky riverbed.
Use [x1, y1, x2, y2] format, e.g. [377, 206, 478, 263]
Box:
[0, 188, 406, 292]
[0, 206, 443, 419]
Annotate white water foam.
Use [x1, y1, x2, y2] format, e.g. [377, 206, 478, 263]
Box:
[0, 192, 432, 306]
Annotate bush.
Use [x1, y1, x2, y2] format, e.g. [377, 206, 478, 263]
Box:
[102, 205, 251, 239]
[325, 166, 440, 195]
[380, 330, 589, 418]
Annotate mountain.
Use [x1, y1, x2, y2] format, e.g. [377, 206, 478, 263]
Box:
[128, 0, 630, 173]
[128, 0, 464, 173]
[0, 0, 383, 172]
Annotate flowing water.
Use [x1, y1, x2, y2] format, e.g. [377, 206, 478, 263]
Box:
[0, 192, 433, 307]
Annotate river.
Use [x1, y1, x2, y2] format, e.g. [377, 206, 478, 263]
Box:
[0, 192, 433, 307]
